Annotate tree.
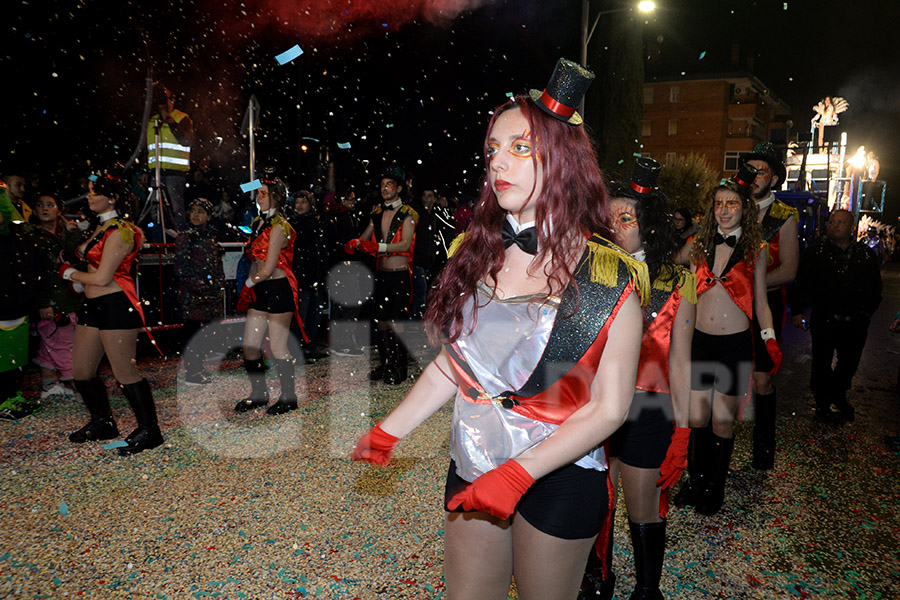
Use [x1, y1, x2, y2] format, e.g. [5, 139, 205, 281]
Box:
[658, 153, 718, 216]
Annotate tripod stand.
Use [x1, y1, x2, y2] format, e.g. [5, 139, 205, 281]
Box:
[138, 117, 177, 243]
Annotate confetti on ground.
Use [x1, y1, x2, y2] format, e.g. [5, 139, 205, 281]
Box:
[101, 440, 129, 449]
[2, 272, 900, 599]
[274, 44, 304, 65]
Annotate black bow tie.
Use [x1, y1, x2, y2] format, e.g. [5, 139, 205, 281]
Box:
[501, 219, 538, 255]
[714, 233, 737, 247]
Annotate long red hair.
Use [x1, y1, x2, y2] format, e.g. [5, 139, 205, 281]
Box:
[425, 96, 611, 344]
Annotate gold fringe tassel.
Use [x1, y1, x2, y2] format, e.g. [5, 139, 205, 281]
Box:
[447, 233, 467, 258]
[585, 239, 650, 305]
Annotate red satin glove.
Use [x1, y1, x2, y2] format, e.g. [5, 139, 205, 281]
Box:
[351, 423, 401, 466]
[344, 239, 359, 255]
[356, 240, 379, 255]
[236, 285, 256, 313]
[657, 426, 691, 518]
[766, 338, 783, 376]
[446, 459, 536, 520]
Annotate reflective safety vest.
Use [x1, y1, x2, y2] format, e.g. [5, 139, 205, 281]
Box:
[147, 109, 191, 172]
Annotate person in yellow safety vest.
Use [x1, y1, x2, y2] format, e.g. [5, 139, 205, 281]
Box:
[146, 85, 193, 233]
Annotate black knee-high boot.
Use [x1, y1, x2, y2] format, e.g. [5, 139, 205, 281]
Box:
[69, 377, 119, 442]
[696, 434, 734, 516]
[628, 520, 666, 600]
[235, 358, 269, 412]
[383, 330, 407, 386]
[118, 379, 164, 456]
[673, 426, 709, 508]
[267, 358, 298, 415]
[578, 521, 616, 600]
[752, 389, 776, 470]
[369, 330, 390, 381]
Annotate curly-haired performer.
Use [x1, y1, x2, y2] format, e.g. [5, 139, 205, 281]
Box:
[351, 59, 647, 600]
[674, 164, 782, 516]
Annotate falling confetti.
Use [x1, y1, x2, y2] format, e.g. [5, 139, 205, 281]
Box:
[275, 44, 304, 65]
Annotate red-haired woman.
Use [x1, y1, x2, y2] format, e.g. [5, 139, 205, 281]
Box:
[351, 59, 646, 600]
[59, 172, 163, 455]
[674, 165, 782, 515]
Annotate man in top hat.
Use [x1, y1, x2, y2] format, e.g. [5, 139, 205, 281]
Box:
[344, 165, 418, 385]
[740, 142, 799, 470]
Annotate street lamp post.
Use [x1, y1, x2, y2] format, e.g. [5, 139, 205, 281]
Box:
[579, 0, 656, 115]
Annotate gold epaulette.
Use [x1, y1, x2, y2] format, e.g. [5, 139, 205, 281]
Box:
[770, 200, 799, 222]
[100, 218, 135, 245]
[402, 204, 419, 225]
[447, 232, 466, 258]
[651, 265, 696, 303]
[584, 236, 650, 305]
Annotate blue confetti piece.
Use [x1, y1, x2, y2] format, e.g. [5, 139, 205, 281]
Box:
[633, 152, 642, 157]
[102, 440, 129, 449]
[88, 174, 98, 182]
[275, 44, 304, 65]
[386, 124, 394, 129]
[506, 92, 514, 98]
[240, 179, 262, 193]
[699, 51, 707, 60]
[59, 501, 69, 517]
[337, 142, 351, 149]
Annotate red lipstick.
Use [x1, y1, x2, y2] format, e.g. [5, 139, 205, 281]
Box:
[494, 179, 512, 191]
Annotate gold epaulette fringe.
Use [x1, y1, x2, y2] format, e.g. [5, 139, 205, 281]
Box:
[650, 264, 696, 304]
[447, 233, 466, 258]
[585, 238, 650, 305]
[403, 205, 420, 225]
[118, 223, 135, 245]
[770, 200, 799, 222]
[677, 268, 697, 304]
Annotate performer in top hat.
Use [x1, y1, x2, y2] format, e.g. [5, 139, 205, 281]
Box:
[673, 164, 782, 516]
[580, 158, 696, 600]
[739, 143, 798, 471]
[344, 165, 418, 385]
[351, 58, 647, 600]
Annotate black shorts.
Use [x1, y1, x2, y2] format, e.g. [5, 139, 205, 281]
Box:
[373, 269, 411, 322]
[444, 459, 608, 540]
[250, 278, 294, 314]
[77, 292, 143, 330]
[690, 329, 753, 397]
[752, 288, 785, 373]
[608, 391, 673, 469]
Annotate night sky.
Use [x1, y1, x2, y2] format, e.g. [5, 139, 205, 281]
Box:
[5, 0, 900, 218]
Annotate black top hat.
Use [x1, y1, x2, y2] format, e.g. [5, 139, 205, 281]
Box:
[740, 142, 786, 187]
[629, 157, 662, 195]
[529, 58, 595, 126]
[381, 165, 406, 187]
[732, 162, 759, 189]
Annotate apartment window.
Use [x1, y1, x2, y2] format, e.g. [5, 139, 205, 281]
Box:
[668, 119, 678, 136]
[643, 86, 654, 104]
[669, 86, 681, 103]
[724, 151, 751, 172]
[665, 152, 676, 166]
[642, 119, 652, 137]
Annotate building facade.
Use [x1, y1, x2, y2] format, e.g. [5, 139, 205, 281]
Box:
[641, 73, 791, 179]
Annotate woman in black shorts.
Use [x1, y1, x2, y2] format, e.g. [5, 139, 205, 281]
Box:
[351, 59, 646, 600]
[675, 164, 782, 515]
[234, 178, 303, 414]
[580, 158, 695, 600]
[59, 171, 163, 455]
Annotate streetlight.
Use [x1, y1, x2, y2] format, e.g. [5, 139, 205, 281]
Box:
[579, 1, 656, 114]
